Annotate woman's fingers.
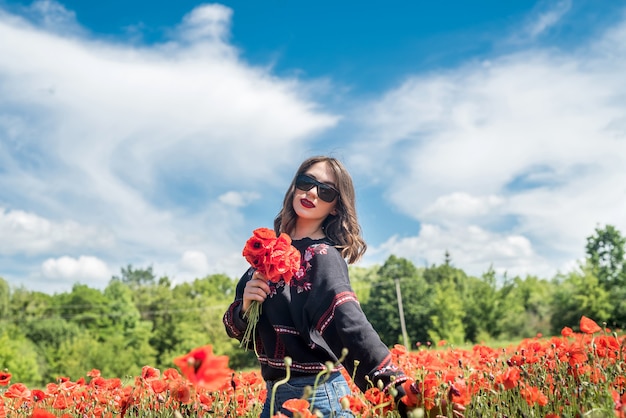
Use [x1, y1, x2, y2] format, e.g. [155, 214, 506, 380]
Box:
[242, 277, 271, 313]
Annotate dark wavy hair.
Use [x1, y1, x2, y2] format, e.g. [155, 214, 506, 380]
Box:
[273, 156, 367, 264]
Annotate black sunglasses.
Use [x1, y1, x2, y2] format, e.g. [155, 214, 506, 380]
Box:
[295, 174, 339, 203]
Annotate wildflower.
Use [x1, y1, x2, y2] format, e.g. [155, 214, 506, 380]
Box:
[32, 389, 46, 402]
[141, 365, 161, 381]
[341, 394, 367, 414]
[0, 372, 11, 386]
[31, 408, 56, 418]
[4, 382, 32, 405]
[240, 228, 301, 348]
[580, 316, 602, 334]
[498, 367, 520, 390]
[282, 398, 316, 417]
[561, 327, 574, 337]
[520, 385, 548, 407]
[173, 344, 234, 391]
[171, 383, 191, 404]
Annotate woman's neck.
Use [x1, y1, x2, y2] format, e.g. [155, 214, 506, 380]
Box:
[291, 220, 325, 240]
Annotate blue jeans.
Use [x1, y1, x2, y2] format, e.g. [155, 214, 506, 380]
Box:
[260, 371, 355, 418]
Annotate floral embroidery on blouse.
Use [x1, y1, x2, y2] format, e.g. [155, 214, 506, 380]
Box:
[290, 243, 329, 293]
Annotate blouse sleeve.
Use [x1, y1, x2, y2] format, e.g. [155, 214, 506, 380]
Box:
[222, 267, 254, 341]
[304, 246, 410, 394]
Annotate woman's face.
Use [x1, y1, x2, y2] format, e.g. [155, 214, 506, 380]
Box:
[292, 161, 338, 222]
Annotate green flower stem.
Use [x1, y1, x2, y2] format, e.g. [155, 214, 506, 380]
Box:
[270, 357, 292, 418]
[241, 301, 262, 357]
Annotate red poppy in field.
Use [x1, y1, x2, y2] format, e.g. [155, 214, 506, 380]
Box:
[163, 368, 182, 382]
[171, 383, 191, 403]
[520, 385, 548, 407]
[32, 389, 46, 402]
[150, 379, 168, 394]
[561, 327, 574, 337]
[580, 316, 602, 334]
[341, 394, 367, 414]
[141, 365, 160, 381]
[0, 372, 11, 386]
[173, 344, 234, 391]
[52, 393, 69, 410]
[86, 369, 101, 378]
[4, 382, 31, 402]
[283, 398, 315, 417]
[499, 367, 521, 390]
[566, 346, 588, 368]
[31, 408, 56, 418]
[363, 387, 393, 414]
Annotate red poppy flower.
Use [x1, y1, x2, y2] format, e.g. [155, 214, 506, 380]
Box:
[32, 389, 46, 402]
[173, 345, 233, 391]
[561, 327, 574, 337]
[0, 372, 10, 386]
[520, 385, 548, 407]
[150, 379, 168, 394]
[242, 228, 275, 269]
[580, 316, 602, 334]
[4, 383, 31, 401]
[282, 398, 310, 414]
[141, 366, 160, 381]
[171, 383, 191, 403]
[52, 394, 69, 410]
[242, 228, 301, 283]
[499, 367, 521, 390]
[31, 408, 56, 418]
[341, 395, 367, 414]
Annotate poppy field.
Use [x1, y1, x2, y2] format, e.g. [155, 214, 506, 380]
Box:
[1, 316, 625, 417]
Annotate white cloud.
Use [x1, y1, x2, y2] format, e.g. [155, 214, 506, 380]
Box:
[0, 208, 114, 255]
[366, 223, 553, 279]
[523, 0, 572, 39]
[0, 1, 338, 291]
[352, 11, 626, 278]
[218, 191, 261, 207]
[421, 192, 505, 222]
[179, 250, 210, 275]
[176, 3, 232, 43]
[41, 255, 112, 282]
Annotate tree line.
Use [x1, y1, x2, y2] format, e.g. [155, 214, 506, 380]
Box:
[1, 224, 624, 387]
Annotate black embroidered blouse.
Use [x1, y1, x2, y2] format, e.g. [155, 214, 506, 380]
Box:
[222, 237, 409, 395]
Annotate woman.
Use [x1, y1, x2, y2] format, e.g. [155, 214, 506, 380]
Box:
[223, 156, 447, 417]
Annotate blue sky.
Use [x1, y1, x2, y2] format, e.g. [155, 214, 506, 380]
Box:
[1, 0, 625, 294]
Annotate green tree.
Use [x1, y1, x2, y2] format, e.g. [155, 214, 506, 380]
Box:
[586, 224, 626, 288]
[56, 284, 113, 337]
[104, 279, 156, 370]
[585, 224, 626, 328]
[115, 264, 157, 289]
[458, 268, 500, 343]
[0, 325, 42, 386]
[22, 318, 82, 383]
[362, 256, 432, 346]
[423, 255, 466, 345]
[550, 265, 612, 334]
[0, 277, 9, 320]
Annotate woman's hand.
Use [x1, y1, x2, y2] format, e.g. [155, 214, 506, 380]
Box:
[242, 270, 271, 314]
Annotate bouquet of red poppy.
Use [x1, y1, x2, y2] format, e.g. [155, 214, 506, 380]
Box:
[240, 227, 301, 349]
